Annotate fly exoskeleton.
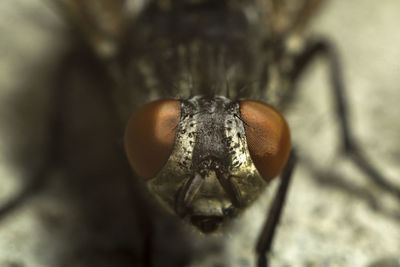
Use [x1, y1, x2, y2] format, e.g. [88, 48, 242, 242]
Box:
[124, 96, 290, 232]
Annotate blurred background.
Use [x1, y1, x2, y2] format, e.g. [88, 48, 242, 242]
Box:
[0, 0, 399, 266]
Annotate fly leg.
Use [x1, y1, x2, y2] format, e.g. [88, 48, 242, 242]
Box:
[288, 39, 400, 200]
[0, 48, 155, 266]
[3, 0, 134, 213]
[256, 150, 297, 267]
[0, 51, 72, 222]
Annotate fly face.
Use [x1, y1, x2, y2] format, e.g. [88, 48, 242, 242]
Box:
[125, 95, 290, 232]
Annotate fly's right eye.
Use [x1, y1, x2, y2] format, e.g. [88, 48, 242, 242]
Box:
[124, 99, 181, 179]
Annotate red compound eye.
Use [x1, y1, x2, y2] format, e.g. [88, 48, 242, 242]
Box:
[124, 99, 180, 179]
[240, 100, 291, 181]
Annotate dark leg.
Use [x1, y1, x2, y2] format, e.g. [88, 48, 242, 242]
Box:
[0, 51, 71, 222]
[289, 39, 400, 200]
[256, 150, 297, 267]
[72, 47, 155, 267]
[80, 49, 155, 267]
[121, 167, 154, 267]
[0, 48, 155, 266]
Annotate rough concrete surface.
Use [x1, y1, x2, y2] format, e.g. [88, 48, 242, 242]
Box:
[0, 1, 399, 267]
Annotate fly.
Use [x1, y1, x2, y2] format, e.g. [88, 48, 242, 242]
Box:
[0, 0, 399, 267]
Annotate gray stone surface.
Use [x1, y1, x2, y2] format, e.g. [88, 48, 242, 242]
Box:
[0, 1, 399, 267]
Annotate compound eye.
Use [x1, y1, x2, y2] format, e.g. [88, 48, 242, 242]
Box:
[240, 100, 291, 181]
[124, 99, 180, 179]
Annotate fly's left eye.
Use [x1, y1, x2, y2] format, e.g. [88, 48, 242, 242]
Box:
[124, 99, 181, 179]
[240, 100, 291, 181]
